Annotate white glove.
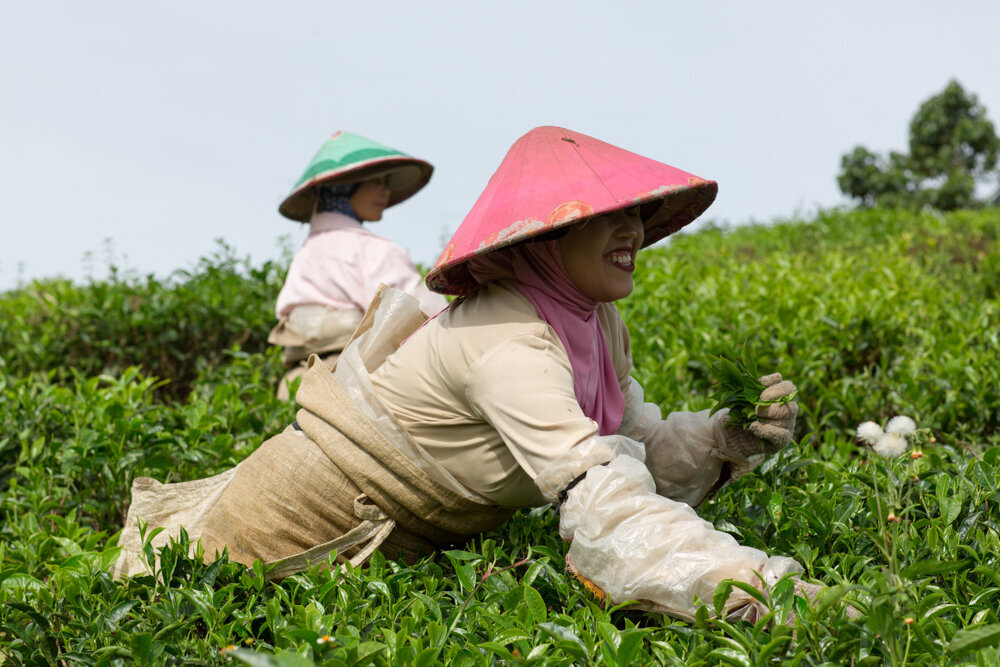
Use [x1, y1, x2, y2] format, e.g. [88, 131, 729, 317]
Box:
[712, 373, 798, 476]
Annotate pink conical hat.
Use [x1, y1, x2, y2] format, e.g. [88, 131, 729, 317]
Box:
[425, 126, 718, 295]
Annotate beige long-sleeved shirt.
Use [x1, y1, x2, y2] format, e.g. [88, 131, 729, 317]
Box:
[371, 281, 634, 507]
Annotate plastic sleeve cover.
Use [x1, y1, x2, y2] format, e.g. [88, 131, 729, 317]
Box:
[533, 434, 646, 504]
[618, 377, 727, 507]
[559, 455, 802, 620]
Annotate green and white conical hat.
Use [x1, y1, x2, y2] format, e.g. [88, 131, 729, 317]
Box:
[279, 131, 434, 222]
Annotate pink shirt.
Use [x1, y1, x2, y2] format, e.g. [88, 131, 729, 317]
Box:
[275, 212, 448, 318]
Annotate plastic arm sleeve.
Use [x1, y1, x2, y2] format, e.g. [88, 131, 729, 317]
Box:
[557, 454, 802, 621]
[534, 434, 646, 504]
[617, 377, 728, 507]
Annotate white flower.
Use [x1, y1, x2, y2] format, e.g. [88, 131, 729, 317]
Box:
[856, 421, 884, 445]
[873, 432, 908, 458]
[885, 415, 917, 436]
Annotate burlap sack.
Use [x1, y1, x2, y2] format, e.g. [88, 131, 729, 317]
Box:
[113, 359, 513, 580]
[275, 350, 341, 401]
[294, 356, 513, 543]
[269, 315, 355, 400]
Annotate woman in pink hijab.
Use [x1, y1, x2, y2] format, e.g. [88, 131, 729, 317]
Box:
[367, 126, 803, 620]
[115, 126, 805, 623]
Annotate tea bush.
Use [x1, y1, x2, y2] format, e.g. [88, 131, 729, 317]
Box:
[0, 242, 286, 402]
[623, 207, 1000, 446]
[1, 208, 999, 664]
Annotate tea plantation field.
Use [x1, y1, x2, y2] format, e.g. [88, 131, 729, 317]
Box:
[1, 208, 999, 665]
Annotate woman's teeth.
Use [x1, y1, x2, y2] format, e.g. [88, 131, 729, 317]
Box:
[608, 252, 632, 267]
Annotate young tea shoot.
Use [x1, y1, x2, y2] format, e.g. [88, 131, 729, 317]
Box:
[707, 342, 795, 428]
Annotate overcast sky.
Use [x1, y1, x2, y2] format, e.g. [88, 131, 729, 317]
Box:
[2, 1, 999, 292]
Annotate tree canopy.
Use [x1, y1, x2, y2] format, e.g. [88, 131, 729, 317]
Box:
[838, 80, 1000, 210]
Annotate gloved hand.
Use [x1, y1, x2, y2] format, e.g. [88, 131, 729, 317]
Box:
[712, 372, 798, 468]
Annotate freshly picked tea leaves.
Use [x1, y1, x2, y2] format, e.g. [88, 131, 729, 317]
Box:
[707, 343, 795, 428]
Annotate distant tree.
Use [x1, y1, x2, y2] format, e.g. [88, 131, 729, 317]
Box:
[838, 80, 1000, 210]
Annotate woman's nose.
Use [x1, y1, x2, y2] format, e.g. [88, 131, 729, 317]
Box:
[616, 219, 641, 238]
[615, 216, 644, 244]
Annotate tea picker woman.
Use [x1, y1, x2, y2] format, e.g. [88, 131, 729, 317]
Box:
[115, 126, 804, 622]
[269, 131, 448, 398]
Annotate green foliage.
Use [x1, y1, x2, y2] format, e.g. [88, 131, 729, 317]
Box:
[838, 146, 915, 208]
[2, 207, 1000, 663]
[838, 79, 1000, 210]
[625, 206, 1000, 444]
[0, 241, 285, 402]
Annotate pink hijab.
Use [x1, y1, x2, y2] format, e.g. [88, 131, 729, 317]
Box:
[468, 240, 625, 435]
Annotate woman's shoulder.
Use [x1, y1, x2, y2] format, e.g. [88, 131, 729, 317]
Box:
[377, 282, 561, 391]
[439, 285, 573, 388]
[451, 282, 547, 329]
[433, 282, 555, 356]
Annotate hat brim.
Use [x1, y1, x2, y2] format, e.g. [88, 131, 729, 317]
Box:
[279, 157, 433, 222]
[637, 178, 719, 247]
[425, 178, 717, 295]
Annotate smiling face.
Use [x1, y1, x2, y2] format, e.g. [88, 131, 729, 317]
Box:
[349, 175, 392, 221]
[557, 207, 644, 302]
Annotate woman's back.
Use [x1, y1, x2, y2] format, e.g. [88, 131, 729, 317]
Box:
[370, 281, 631, 507]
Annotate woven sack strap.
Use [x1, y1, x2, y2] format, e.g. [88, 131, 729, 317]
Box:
[263, 494, 395, 580]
